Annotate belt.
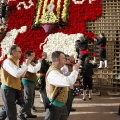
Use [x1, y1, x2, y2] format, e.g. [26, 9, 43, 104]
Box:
[100, 46, 106, 49]
[80, 50, 88, 54]
[40, 73, 46, 76]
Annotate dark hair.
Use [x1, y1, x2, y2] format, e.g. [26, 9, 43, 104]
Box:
[65, 54, 69, 58]
[24, 50, 33, 59]
[100, 33, 105, 37]
[65, 54, 70, 60]
[52, 51, 64, 62]
[9, 44, 19, 55]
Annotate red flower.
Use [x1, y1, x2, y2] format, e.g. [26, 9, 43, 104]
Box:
[0, 0, 102, 63]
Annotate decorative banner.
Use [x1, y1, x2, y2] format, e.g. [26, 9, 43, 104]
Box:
[0, 0, 102, 62]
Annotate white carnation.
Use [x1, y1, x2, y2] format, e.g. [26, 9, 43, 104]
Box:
[40, 32, 83, 61]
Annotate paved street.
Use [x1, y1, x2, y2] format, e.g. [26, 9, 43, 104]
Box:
[0, 90, 120, 120]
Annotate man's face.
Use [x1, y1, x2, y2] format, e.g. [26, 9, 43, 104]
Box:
[58, 53, 66, 68]
[85, 57, 89, 62]
[42, 52, 47, 59]
[13, 47, 22, 59]
[66, 57, 70, 65]
[30, 52, 35, 60]
[70, 55, 75, 64]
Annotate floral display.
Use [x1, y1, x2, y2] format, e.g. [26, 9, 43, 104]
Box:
[41, 33, 85, 61]
[0, 26, 27, 60]
[32, 0, 70, 28]
[0, 0, 102, 62]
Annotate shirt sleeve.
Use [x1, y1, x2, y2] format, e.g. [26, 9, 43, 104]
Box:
[47, 70, 79, 87]
[61, 66, 69, 75]
[27, 63, 41, 73]
[3, 59, 28, 78]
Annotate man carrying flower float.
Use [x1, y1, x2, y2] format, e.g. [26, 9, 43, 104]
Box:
[75, 34, 89, 66]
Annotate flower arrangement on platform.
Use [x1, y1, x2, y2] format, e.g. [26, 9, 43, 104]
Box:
[0, 0, 102, 62]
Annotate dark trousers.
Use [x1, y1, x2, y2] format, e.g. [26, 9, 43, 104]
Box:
[83, 77, 93, 90]
[99, 48, 106, 61]
[79, 54, 88, 66]
[0, 89, 17, 120]
[19, 84, 35, 116]
[45, 105, 68, 120]
[32, 88, 35, 107]
[40, 76, 46, 90]
[66, 89, 74, 116]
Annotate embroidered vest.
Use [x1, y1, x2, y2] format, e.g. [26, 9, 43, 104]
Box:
[1, 57, 21, 90]
[24, 63, 36, 82]
[46, 65, 68, 103]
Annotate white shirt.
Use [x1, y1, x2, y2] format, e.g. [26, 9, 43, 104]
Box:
[61, 65, 69, 76]
[27, 62, 41, 73]
[2, 59, 28, 78]
[47, 70, 78, 87]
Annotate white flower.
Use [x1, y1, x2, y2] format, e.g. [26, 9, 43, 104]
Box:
[16, 0, 34, 10]
[72, 0, 96, 4]
[40, 32, 83, 61]
[19, 26, 27, 33]
[0, 26, 27, 60]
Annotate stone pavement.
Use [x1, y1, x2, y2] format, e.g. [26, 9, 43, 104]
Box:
[0, 89, 120, 120]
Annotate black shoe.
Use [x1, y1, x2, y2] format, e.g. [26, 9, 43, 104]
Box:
[31, 106, 37, 112]
[26, 114, 37, 118]
[89, 98, 92, 100]
[18, 115, 27, 120]
[70, 108, 76, 112]
[82, 98, 86, 101]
